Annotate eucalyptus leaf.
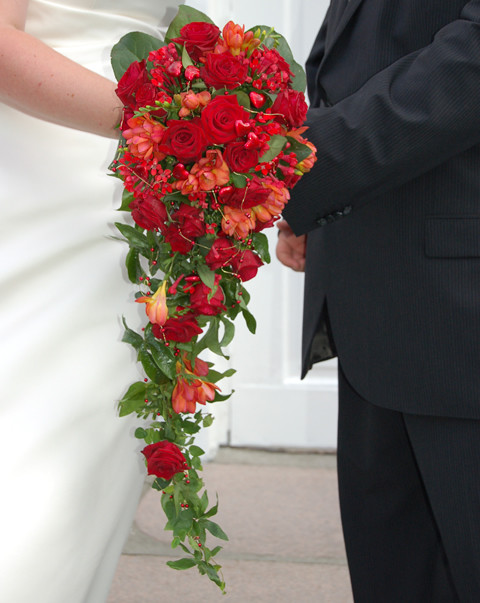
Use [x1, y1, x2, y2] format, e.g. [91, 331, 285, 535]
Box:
[125, 248, 142, 284]
[189, 445, 205, 457]
[111, 32, 164, 80]
[231, 172, 248, 188]
[235, 90, 251, 110]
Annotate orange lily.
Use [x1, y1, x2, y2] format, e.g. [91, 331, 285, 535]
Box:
[136, 280, 168, 326]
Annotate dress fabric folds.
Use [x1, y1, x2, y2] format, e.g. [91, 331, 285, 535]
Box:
[0, 1, 182, 601]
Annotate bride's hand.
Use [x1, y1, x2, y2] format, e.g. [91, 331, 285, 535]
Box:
[276, 220, 306, 272]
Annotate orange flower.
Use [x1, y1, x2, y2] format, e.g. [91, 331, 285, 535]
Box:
[136, 281, 168, 326]
[176, 90, 211, 117]
[190, 149, 230, 191]
[172, 355, 219, 413]
[221, 205, 256, 239]
[221, 21, 261, 56]
[252, 178, 290, 224]
[123, 114, 166, 161]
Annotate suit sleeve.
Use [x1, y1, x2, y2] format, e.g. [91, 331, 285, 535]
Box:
[283, 0, 480, 235]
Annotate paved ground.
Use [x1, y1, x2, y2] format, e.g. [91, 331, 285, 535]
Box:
[107, 448, 353, 603]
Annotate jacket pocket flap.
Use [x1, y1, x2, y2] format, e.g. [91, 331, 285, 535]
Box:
[425, 216, 480, 258]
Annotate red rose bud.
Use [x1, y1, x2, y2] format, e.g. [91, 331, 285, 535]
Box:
[172, 163, 190, 180]
[184, 65, 200, 81]
[244, 131, 261, 150]
[235, 120, 252, 137]
[249, 91, 266, 108]
[141, 441, 186, 480]
[271, 89, 308, 128]
[152, 313, 203, 343]
[205, 236, 238, 270]
[115, 59, 149, 108]
[189, 275, 226, 316]
[230, 249, 263, 281]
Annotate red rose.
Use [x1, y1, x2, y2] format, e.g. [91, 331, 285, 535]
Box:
[230, 249, 263, 281]
[205, 236, 239, 270]
[200, 53, 248, 90]
[173, 204, 205, 238]
[190, 275, 226, 316]
[271, 89, 308, 128]
[152, 313, 203, 342]
[224, 141, 259, 172]
[130, 192, 168, 231]
[134, 83, 157, 108]
[173, 22, 221, 62]
[201, 95, 249, 144]
[141, 441, 186, 479]
[163, 225, 194, 254]
[218, 178, 270, 209]
[161, 118, 208, 164]
[116, 59, 150, 108]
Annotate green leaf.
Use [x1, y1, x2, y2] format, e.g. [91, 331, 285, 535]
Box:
[259, 135, 287, 164]
[201, 519, 229, 541]
[165, 5, 215, 43]
[135, 427, 148, 439]
[167, 557, 197, 571]
[111, 32, 165, 80]
[212, 390, 234, 403]
[197, 263, 216, 290]
[207, 367, 236, 383]
[242, 308, 257, 334]
[189, 445, 205, 457]
[286, 136, 314, 162]
[251, 232, 271, 263]
[138, 347, 166, 383]
[231, 172, 248, 188]
[145, 329, 177, 379]
[118, 381, 147, 416]
[121, 318, 144, 351]
[125, 248, 143, 284]
[235, 90, 251, 110]
[153, 477, 172, 491]
[117, 189, 134, 212]
[181, 45, 194, 69]
[115, 222, 150, 251]
[219, 317, 235, 347]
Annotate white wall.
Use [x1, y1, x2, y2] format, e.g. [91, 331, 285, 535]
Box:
[186, 0, 336, 455]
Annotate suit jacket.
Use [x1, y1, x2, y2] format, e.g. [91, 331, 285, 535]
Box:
[282, 0, 480, 417]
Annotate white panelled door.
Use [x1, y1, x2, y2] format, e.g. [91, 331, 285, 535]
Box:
[186, 0, 335, 454]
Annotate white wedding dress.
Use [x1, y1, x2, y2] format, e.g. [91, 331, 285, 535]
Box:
[0, 1, 183, 601]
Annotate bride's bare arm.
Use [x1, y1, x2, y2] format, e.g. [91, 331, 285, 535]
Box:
[0, 0, 123, 138]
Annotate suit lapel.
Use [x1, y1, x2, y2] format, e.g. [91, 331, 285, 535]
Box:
[321, 0, 365, 67]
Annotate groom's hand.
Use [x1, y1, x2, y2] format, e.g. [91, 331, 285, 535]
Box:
[276, 220, 306, 272]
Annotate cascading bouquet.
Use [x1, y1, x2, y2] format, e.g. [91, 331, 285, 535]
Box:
[110, 5, 316, 592]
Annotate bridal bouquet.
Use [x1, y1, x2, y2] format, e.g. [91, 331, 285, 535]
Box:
[110, 5, 316, 591]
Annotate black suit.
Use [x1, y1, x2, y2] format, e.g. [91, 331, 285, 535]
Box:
[282, 1, 480, 600]
[284, 0, 480, 418]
